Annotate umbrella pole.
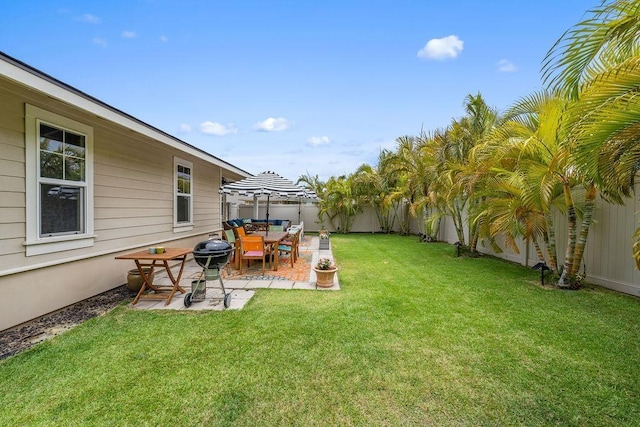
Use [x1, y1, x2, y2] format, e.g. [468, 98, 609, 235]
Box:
[266, 194, 270, 236]
[253, 195, 259, 219]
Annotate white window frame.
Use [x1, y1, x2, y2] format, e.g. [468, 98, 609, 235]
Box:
[24, 104, 95, 256]
[173, 156, 193, 232]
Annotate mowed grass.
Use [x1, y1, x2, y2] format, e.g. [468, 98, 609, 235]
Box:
[1, 234, 640, 426]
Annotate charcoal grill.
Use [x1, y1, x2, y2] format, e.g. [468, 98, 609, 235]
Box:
[184, 239, 233, 308]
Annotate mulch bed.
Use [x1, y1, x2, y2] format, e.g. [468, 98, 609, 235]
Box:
[0, 285, 134, 361]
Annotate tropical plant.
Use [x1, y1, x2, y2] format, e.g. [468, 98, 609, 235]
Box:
[352, 160, 396, 233]
[319, 174, 362, 233]
[542, 0, 640, 266]
[297, 172, 327, 229]
[377, 135, 434, 236]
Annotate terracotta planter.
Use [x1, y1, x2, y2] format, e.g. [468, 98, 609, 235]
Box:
[126, 268, 154, 292]
[313, 267, 337, 288]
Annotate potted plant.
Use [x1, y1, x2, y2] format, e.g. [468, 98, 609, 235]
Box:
[313, 257, 337, 288]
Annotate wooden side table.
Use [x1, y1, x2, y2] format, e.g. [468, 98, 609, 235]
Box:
[116, 248, 192, 305]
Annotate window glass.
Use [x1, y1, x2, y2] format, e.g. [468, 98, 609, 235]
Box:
[40, 184, 84, 235]
[175, 159, 192, 226]
[177, 195, 190, 223]
[177, 165, 191, 194]
[38, 123, 87, 236]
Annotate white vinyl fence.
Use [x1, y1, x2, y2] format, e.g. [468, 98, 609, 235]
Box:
[228, 194, 640, 297]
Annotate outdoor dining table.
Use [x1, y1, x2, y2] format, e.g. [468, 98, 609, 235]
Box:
[115, 247, 192, 305]
[252, 230, 289, 271]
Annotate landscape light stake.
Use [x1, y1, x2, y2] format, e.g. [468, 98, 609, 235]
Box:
[532, 262, 551, 286]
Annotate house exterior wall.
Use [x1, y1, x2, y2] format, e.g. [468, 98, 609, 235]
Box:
[0, 69, 246, 331]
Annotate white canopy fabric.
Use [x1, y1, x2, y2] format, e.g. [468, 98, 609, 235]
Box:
[220, 171, 318, 225]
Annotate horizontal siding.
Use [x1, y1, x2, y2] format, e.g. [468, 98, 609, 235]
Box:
[0, 77, 224, 273]
[0, 175, 24, 192]
[0, 158, 24, 177]
[0, 237, 25, 257]
[0, 222, 24, 239]
[94, 196, 168, 209]
[0, 140, 24, 162]
[96, 223, 169, 241]
[0, 83, 25, 134]
[0, 192, 24, 209]
[0, 207, 24, 223]
[0, 72, 235, 330]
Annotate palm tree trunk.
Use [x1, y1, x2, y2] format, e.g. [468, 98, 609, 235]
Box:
[432, 216, 441, 241]
[451, 199, 466, 245]
[558, 183, 577, 287]
[533, 238, 546, 265]
[469, 227, 479, 252]
[544, 213, 558, 272]
[570, 184, 597, 276]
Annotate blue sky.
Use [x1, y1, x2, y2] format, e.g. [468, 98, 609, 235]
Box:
[1, 1, 594, 182]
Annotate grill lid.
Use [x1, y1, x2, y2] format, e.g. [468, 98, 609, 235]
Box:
[193, 239, 232, 254]
[193, 239, 233, 268]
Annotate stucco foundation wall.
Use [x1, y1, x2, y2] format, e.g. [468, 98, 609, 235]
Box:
[0, 234, 207, 331]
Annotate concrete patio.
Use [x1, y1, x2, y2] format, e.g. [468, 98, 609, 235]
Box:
[130, 234, 338, 311]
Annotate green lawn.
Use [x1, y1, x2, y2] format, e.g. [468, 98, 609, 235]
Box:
[2, 234, 640, 426]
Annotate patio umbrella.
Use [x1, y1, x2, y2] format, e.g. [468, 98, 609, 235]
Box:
[220, 171, 317, 234]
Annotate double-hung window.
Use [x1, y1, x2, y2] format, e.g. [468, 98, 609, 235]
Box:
[25, 105, 94, 256]
[174, 157, 193, 230]
[39, 123, 86, 236]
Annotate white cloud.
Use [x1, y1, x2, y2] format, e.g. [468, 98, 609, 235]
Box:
[308, 136, 331, 147]
[417, 35, 463, 60]
[79, 13, 100, 24]
[122, 30, 137, 39]
[159, 35, 169, 42]
[92, 37, 107, 47]
[497, 59, 516, 72]
[200, 121, 238, 136]
[178, 123, 192, 134]
[253, 117, 292, 132]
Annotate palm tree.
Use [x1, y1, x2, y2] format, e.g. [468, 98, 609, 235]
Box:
[489, 90, 597, 287]
[378, 135, 434, 236]
[352, 160, 397, 233]
[542, 0, 640, 265]
[320, 174, 362, 233]
[427, 126, 468, 245]
[297, 172, 327, 229]
[431, 93, 498, 250]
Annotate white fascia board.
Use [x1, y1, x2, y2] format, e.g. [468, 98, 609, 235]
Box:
[0, 54, 250, 178]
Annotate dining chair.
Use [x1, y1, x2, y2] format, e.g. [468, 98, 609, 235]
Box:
[222, 229, 239, 271]
[234, 225, 247, 239]
[239, 235, 272, 274]
[278, 229, 299, 267]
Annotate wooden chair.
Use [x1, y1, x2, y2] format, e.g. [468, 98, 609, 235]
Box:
[234, 225, 247, 239]
[222, 229, 239, 271]
[239, 235, 272, 274]
[278, 229, 300, 267]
